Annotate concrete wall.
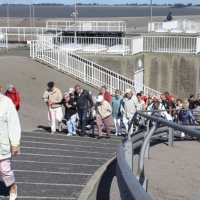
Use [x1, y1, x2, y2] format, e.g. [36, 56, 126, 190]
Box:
[79, 53, 200, 100]
[79, 54, 144, 80]
[144, 53, 200, 99]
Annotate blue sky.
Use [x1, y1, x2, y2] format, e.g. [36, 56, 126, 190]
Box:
[13, 0, 200, 5]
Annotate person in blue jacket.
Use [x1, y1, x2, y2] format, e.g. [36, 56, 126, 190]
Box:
[111, 90, 123, 136]
[179, 103, 199, 139]
[179, 103, 198, 124]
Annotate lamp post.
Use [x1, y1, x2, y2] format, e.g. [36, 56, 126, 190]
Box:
[26, 0, 32, 30]
[26, 0, 35, 38]
[71, 0, 78, 45]
[150, 0, 152, 32]
[1, 0, 14, 32]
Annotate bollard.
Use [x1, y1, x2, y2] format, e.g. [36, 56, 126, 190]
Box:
[168, 127, 174, 147]
[124, 140, 133, 171]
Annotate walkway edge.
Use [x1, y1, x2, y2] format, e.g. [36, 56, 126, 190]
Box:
[78, 156, 116, 200]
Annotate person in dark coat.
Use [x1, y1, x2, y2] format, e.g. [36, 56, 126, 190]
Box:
[4, 84, 20, 111]
[74, 85, 94, 137]
[63, 90, 77, 136]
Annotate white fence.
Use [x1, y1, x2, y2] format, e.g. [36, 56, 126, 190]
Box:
[46, 20, 126, 33]
[177, 19, 200, 32]
[197, 37, 200, 54]
[30, 40, 161, 97]
[148, 19, 200, 33]
[38, 35, 143, 56]
[0, 33, 8, 48]
[143, 36, 198, 54]
[39, 35, 200, 55]
[0, 27, 61, 42]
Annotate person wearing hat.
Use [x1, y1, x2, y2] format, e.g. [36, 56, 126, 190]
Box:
[42, 82, 63, 134]
[62, 89, 77, 136]
[120, 88, 138, 135]
[0, 82, 21, 200]
[4, 84, 20, 111]
[95, 95, 112, 139]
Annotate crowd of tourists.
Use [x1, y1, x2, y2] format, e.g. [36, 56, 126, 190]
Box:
[40, 81, 200, 140]
[1, 80, 200, 200]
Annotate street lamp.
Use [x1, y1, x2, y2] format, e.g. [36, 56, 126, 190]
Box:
[1, 0, 15, 32]
[71, 0, 78, 45]
[26, 0, 35, 38]
[150, 0, 152, 32]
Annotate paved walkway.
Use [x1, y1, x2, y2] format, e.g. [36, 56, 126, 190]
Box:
[0, 129, 121, 199]
[1, 48, 200, 200]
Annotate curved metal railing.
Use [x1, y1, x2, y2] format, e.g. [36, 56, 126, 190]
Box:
[116, 110, 200, 200]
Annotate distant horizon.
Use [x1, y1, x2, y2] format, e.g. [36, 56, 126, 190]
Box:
[1, 0, 200, 6]
[1, 3, 200, 6]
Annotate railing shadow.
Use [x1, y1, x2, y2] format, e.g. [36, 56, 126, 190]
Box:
[0, 181, 9, 197]
[96, 161, 117, 200]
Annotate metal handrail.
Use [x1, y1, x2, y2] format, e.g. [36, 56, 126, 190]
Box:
[30, 39, 161, 97]
[116, 109, 200, 200]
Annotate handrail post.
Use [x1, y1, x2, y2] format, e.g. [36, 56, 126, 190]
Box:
[144, 120, 150, 159]
[32, 41, 35, 59]
[84, 63, 86, 82]
[124, 127, 133, 171]
[41, 41, 44, 59]
[57, 50, 60, 70]
[168, 127, 174, 147]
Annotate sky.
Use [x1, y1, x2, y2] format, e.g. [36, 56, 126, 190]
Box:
[12, 0, 200, 5]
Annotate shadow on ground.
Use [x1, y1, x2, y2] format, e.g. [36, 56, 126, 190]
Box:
[96, 161, 117, 200]
[0, 181, 9, 197]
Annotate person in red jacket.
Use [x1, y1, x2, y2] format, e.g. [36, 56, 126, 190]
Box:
[99, 86, 111, 103]
[4, 84, 20, 111]
[98, 86, 111, 130]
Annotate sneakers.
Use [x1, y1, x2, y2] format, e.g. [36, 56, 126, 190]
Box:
[181, 132, 185, 139]
[9, 184, 17, 200]
[58, 126, 62, 132]
[118, 133, 122, 136]
[51, 131, 55, 134]
[115, 133, 122, 136]
[115, 132, 118, 136]
[66, 133, 72, 136]
[72, 132, 76, 136]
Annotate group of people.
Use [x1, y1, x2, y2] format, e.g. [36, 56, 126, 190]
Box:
[42, 81, 200, 140]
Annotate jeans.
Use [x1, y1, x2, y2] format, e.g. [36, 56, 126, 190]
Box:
[96, 116, 110, 136]
[114, 117, 122, 133]
[123, 116, 133, 135]
[66, 114, 76, 134]
[48, 106, 63, 132]
[78, 109, 88, 134]
[0, 159, 15, 187]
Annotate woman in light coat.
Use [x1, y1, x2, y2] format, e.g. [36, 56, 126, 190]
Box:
[110, 90, 123, 136]
[0, 83, 21, 200]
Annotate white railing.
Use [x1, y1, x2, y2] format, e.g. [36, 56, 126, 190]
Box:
[30, 40, 161, 97]
[39, 35, 199, 55]
[46, 20, 126, 32]
[0, 32, 8, 48]
[177, 19, 200, 32]
[0, 27, 61, 42]
[148, 19, 200, 33]
[38, 35, 143, 56]
[143, 36, 198, 54]
[196, 37, 200, 54]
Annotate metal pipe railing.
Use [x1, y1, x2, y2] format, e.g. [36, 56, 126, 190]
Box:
[116, 109, 200, 199]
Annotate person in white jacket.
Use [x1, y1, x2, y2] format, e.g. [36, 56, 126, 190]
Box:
[147, 100, 172, 121]
[0, 83, 21, 200]
[120, 88, 138, 135]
